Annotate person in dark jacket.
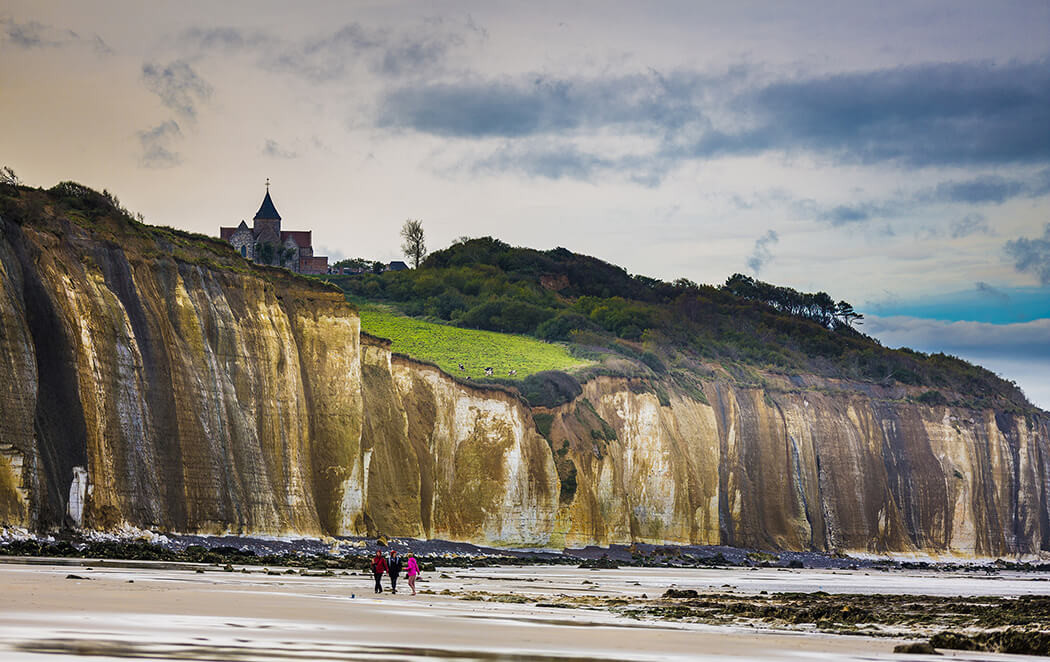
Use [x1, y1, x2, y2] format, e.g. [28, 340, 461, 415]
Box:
[387, 549, 403, 594]
[370, 551, 387, 593]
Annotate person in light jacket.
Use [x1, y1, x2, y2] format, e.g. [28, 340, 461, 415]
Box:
[405, 553, 420, 595]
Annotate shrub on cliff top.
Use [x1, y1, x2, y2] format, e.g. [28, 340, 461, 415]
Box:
[917, 390, 949, 406]
[518, 371, 583, 408]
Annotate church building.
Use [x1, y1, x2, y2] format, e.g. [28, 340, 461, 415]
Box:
[220, 184, 329, 275]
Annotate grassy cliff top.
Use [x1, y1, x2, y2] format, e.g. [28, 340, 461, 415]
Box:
[358, 303, 586, 380]
[328, 237, 1036, 413]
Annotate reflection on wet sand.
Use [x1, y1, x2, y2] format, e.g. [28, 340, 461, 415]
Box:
[16, 639, 618, 662]
[2, 561, 1047, 661]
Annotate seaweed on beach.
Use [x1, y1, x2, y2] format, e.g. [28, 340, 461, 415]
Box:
[930, 629, 1050, 656]
[446, 587, 1050, 656]
[636, 591, 1050, 632]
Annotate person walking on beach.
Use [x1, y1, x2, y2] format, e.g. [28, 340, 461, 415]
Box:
[370, 550, 387, 594]
[387, 549, 403, 594]
[405, 553, 420, 595]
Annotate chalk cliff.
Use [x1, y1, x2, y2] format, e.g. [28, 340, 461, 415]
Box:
[542, 377, 1050, 557]
[0, 186, 1047, 557]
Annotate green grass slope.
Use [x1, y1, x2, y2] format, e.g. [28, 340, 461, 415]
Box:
[358, 305, 586, 380]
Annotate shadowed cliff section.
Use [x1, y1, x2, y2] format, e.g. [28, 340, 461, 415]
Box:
[8, 221, 88, 528]
[0, 182, 358, 535]
[0, 181, 1048, 558]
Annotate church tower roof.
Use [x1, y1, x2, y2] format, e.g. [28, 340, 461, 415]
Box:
[253, 187, 282, 221]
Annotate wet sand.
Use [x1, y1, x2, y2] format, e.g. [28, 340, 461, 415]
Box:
[0, 560, 1043, 661]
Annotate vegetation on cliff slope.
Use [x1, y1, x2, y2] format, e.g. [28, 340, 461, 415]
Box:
[327, 237, 1034, 412]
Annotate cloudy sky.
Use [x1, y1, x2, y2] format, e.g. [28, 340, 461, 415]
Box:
[2, 1, 1048, 407]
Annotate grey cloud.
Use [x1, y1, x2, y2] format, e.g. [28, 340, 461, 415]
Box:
[137, 121, 182, 169]
[865, 315, 1050, 360]
[730, 189, 796, 211]
[819, 202, 901, 226]
[823, 206, 871, 225]
[746, 230, 779, 273]
[1004, 223, 1050, 286]
[262, 139, 297, 159]
[268, 23, 381, 81]
[180, 20, 471, 81]
[141, 60, 212, 120]
[2, 18, 76, 48]
[933, 175, 1027, 204]
[179, 27, 249, 51]
[465, 143, 666, 186]
[975, 281, 1010, 303]
[91, 34, 112, 55]
[379, 70, 710, 139]
[756, 169, 1044, 231]
[380, 58, 1049, 182]
[463, 14, 488, 40]
[950, 213, 992, 238]
[926, 169, 1050, 204]
[2, 18, 109, 53]
[834, 170, 1050, 226]
[693, 60, 1050, 167]
[375, 28, 461, 77]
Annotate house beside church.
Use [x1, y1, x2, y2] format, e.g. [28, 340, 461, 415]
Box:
[220, 185, 329, 274]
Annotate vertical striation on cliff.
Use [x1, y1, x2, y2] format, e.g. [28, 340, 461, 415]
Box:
[543, 376, 1049, 557]
[0, 188, 1047, 556]
[0, 208, 361, 535]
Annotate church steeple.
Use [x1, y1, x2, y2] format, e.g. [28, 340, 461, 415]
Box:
[220, 182, 327, 274]
[254, 180, 281, 221]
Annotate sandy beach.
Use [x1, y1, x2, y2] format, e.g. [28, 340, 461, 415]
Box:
[0, 559, 1046, 661]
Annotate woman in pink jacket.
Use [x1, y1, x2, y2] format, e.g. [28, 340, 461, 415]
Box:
[405, 553, 420, 595]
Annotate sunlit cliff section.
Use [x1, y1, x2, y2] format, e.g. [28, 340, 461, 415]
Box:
[540, 375, 1050, 557]
[1, 182, 1048, 557]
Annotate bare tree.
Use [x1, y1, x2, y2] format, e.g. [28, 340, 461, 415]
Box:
[400, 218, 426, 268]
[0, 166, 21, 186]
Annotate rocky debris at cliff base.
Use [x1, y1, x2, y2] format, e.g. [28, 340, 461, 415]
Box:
[577, 554, 619, 569]
[4, 528, 1050, 575]
[0, 531, 851, 570]
[565, 543, 866, 569]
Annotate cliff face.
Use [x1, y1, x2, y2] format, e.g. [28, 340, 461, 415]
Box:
[1, 204, 1048, 556]
[0, 214, 362, 535]
[0, 208, 558, 545]
[350, 341, 558, 544]
[544, 378, 1050, 557]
